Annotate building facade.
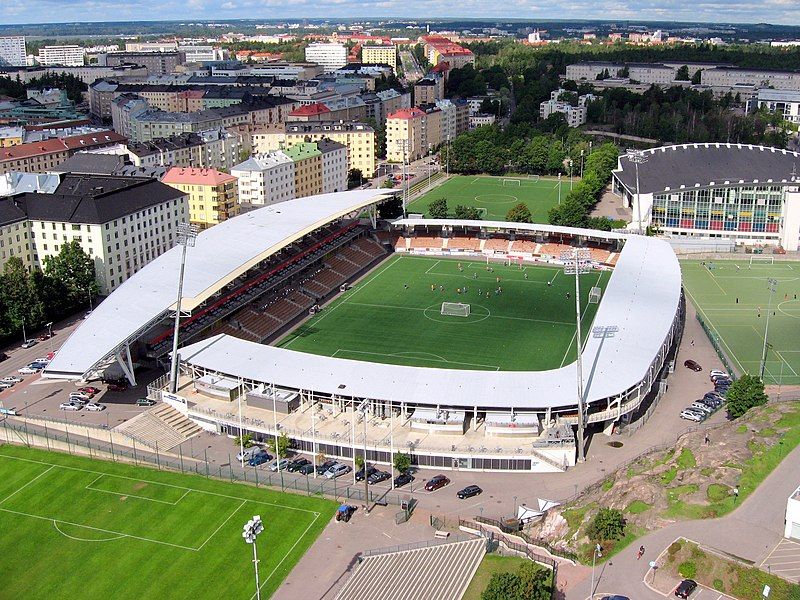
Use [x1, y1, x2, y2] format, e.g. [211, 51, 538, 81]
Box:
[304, 43, 348, 73]
[162, 167, 239, 230]
[284, 143, 323, 198]
[361, 45, 397, 71]
[317, 139, 348, 194]
[37, 45, 86, 67]
[104, 52, 184, 76]
[747, 89, 800, 123]
[539, 100, 587, 127]
[231, 152, 296, 206]
[0, 36, 26, 67]
[0, 131, 126, 176]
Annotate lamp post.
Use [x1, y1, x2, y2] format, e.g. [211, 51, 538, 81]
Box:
[21, 315, 26, 344]
[561, 248, 592, 463]
[242, 515, 264, 600]
[446, 134, 450, 178]
[357, 399, 370, 514]
[627, 150, 648, 235]
[580, 149, 585, 179]
[558, 173, 562, 204]
[169, 223, 199, 394]
[759, 278, 778, 379]
[590, 543, 602, 597]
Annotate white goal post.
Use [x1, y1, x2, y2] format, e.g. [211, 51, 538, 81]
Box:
[749, 256, 774, 266]
[527, 175, 540, 182]
[502, 178, 521, 187]
[441, 302, 471, 317]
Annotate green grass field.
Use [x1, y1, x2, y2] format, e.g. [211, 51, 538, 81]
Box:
[0, 445, 335, 600]
[279, 255, 610, 371]
[407, 175, 570, 222]
[682, 259, 800, 385]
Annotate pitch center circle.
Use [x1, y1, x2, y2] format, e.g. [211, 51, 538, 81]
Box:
[474, 194, 518, 204]
[423, 303, 491, 324]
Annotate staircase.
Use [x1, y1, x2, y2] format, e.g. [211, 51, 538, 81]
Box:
[114, 403, 202, 451]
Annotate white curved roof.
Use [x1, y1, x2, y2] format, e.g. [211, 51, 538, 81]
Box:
[176, 233, 682, 409]
[44, 189, 391, 379]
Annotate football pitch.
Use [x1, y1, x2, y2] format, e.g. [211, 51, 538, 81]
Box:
[0, 445, 335, 600]
[682, 259, 800, 385]
[407, 175, 570, 222]
[279, 255, 611, 371]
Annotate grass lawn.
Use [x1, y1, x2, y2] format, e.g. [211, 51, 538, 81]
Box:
[681, 259, 800, 384]
[407, 175, 570, 222]
[461, 554, 546, 600]
[278, 254, 610, 371]
[0, 445, 335, 600]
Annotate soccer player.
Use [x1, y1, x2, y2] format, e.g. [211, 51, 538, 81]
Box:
[524, 272, 528, 280]
[404, 283, 408, 290]
[431, 284, 435, 292]
[566, 292, 571, 300]
[473, 272, 478, 280]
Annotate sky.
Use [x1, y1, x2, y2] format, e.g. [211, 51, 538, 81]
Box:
[2, 0, 800, 27]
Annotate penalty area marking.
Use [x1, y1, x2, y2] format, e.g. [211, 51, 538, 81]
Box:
[53, 520, 126, 542]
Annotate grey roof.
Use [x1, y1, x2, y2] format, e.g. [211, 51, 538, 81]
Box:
[54, 154, 130, 175]
[614, 144, 800, 195]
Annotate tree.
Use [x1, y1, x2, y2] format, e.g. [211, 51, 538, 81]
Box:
[454, 205, 482, 220]
[587, 507, 626, 542]
[393, 452, 411, 473]
[347, 168, 363, 190]
[354, 454, 365, 470]
[266, 432, 290, 458]
[234, 433, 254, 448]
[482, 572, 522, 600]
[428, 197, 449, 218]
[676, 65, 690, 81]
[43, 240, 98, 309]
[1, 257, 45, 336]
[517, 562, 551, 600]
[506, 202, 532, 223]
[691, 69, 702, 85]
[726, 374, 768, 418]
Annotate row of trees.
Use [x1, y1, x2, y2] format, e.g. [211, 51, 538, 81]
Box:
[0, 72, 88, 104]
[0, 242, 98, 341]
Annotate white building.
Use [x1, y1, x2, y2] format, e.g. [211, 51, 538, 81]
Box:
[178, 45, 222, 63]
[747, 89, 800, 124]
[0, 36, 26, 67]
[37, 45, 86, 67]
[539, 100, 587, 127]
[469, 113, 496, 129]
[124, 42, 179, 53]
[435, 99, 458, 142]
[317, 139, 348, 194]
[304, 42, 348, 73]
[786, 484, 800, 539]
[231, 151, 296, 206]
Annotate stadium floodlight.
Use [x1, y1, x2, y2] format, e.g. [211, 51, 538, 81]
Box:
[627, 150, 648, 235]
[759, 278, 778, 379]
[561, 248, 592, 463]
[592, 325, 619, 338]
[356, 399, 371, 514]
[169, 223, 199, 394]
[242, 515, 264, 600]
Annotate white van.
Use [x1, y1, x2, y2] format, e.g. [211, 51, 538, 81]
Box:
[324, 463, 349, 479]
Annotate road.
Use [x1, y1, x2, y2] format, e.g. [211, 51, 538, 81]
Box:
[399, 49, 424, 83]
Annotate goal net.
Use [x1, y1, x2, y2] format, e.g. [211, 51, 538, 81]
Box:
[502, 178, 521, 187]
[527, 175, 540, 182]
[441, 302, 470, 317]
[588, 286, 602, 304]
[749, 256, 774, 267]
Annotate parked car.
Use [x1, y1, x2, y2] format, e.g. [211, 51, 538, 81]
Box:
[248, 453, 271, 467]
[0, 352, 8, 362]
[68, 395, 88, 405]
[703, 391, 724, 402]
[269, 458, 290, 472]
[85, 403, 106, 412]
[394, 472, 414, 488]
[680, 409, 704, 422]
[299, 463, 316, 475]
[696, 398, 719, 410]
[316, 459, 337, 475]
[457, 485, 483, 499]
[17, 366, 39, 375]
[107, 382, 127, 392]
[287, 458, 311, 473]
[683, 359, 702, 372]
[0, 382, 13, 390]
[355, 465, 378, 482]
[135, 398, 156, 407]
[600, 596, 631, 600]
[324, 463, 350, 479]
[335, 504, 356, 522]
[690, 402, 713, 415]
[675, 579, 697, 598]
[237, 446, 265, 462]
[59, 402, 82, 411]
[21, 339, 37, 349]
[709, 369, 728, 379]
[367, 471, 391, 485]
[425, 475, 451, 491]
[79, 386, 101, 395]
[69, 391, 92, 401]
[1, 376, 21, 384]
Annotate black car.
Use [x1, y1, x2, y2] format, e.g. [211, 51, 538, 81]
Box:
[355, 465, 378, 482]
[696, 398, 718, 410]
[316, 459, 337, 475]
[675, 579, 697, 598]
[394, 472, 414, 488]
[457, 485, 483, 499]
[287, 458, 311, 473]
[684, 359, 702, 372]
[367, 470, 391, 485]
[298, 462, 316, 475]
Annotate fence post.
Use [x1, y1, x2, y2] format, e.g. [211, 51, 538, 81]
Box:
[86, 431, 92, 458]
[109, 432, 115, 461]
[204, 448, 209, 478]
[44, 423, 50, 452]
[23, 417, 30, 447]
[218, 466, 222, 478]
[179, 446, 184, 473]
[306, 476, 310, 495]
[65, 425, 72, 454]
[229, 464, 233, 482]
[254, 466, 259, 487]
[133, 438, 138, 465]
[155, 441, 161, 470]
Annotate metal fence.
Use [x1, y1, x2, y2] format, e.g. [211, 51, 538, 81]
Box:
[473, 515, 579, 563]
[696, 313, 738, 379]
[1, 419, 410, 508]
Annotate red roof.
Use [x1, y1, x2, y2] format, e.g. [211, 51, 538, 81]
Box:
[431, 62, 451, 73]
[388, 108, 426, 120]
[0, 130, 124, 162]
[289, 103, 332, 117]
[162, 167, 237, 186]
[421, 35, 474, 57]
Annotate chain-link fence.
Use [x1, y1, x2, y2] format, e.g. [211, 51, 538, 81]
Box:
[696, 313, 738, 379]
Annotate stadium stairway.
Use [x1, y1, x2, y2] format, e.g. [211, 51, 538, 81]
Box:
[114, 403, 202, 451]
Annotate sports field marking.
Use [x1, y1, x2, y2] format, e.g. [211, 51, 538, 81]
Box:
[0, 465, 53, 504]
[474, 193, 518, 204]
[85, 473, 192, 506]
[52, 520, 126, 542]
[559, 272, 604, 368]
[332, 348, 501, 370]
[424, 259, 441, 274]
[196, 500, 247, 551]
[682, 285, 747, 375]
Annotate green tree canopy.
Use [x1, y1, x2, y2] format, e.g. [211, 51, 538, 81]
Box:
[726, 374, 768, 418]
[393, 452, 411, 473]
[43, 240, 98, 308]
[266, 432, 290, 458]
[587, 507, 626, 542]
[454, 205, 482, 220]
[676, 65, 690, 80]
[506, 202, 533, 223]
[428, 197, 449, 218]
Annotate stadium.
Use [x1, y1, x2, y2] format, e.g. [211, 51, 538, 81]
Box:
[43, 189, 683, 473]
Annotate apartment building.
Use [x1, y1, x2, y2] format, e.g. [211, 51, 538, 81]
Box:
[0, 174, 188, 294]
[701, 67, 800, 91]
[419, 35, 475, 69]
[414, 76, 445, 106]
[37, 45, 85, 67]
[387, 107, 424, 162]
[747, 89, 800, 123]
[361, 45, 398, 71]
[304, 43, 348, 73]
[231, 151, 296, 206]
[435, 99, 469, 142]
[284, 143, 322, 198]
[0, 36, 26, 67]
[286, 121, 375, 177]
[125, 129, 241, 171]
[539, 99, 587, 127]
[0, 131, 126, 175]
[316, 139, 348, 193]
[111, 94, 149, 138]
[104, 52, 185, 76]
[162, 167, 239, 230]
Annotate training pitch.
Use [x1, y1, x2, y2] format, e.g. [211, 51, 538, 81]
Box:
[682, 259, 800, 385]
[0, 445, 335, 600]
[279, 255, 611, 371]
[407, 175, 570, 222]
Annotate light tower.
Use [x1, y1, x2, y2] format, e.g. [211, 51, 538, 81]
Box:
[626, 149, 648, 235]
[169, 222, 199, 394]
[242, 515, 264, 600]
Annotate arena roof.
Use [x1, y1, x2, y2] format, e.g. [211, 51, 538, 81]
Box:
[43, 189, 391, 380]
[393, 218, 627, 240]
[175, 233, 682, 410]
[614, 144, 800, 196]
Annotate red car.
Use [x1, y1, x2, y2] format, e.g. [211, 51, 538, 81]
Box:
[683, 359, 702, 372]
[107, 382, 128, 392]
[79, 386, 101, 395]
[424, 475, 451, 491]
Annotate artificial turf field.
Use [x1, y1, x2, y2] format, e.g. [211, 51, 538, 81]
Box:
[0, 445, 335, 600]
[681, 259, 800, 385]
[279, 255, 611, 371]
[407, 175, 570, 222]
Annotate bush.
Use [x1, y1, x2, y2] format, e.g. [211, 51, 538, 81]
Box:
[586, 508, 626, 542]
[668, 541, 683, 556]
[726, 374, 768, 419]
[393, 452, 411, 473]
[234, 433, 254, 449]
[707, 483, 730, 502]
[713, 578, 725, 592]
[679, 561, 697, 579]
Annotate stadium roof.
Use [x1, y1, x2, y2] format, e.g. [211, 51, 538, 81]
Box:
[43, 189, 391, 380]
[614, 144, 800, 195]
[174, 232, 682, 410]
[393, 218, 627, 240]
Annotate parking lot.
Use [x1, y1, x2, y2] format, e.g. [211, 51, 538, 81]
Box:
[761, 538, 800, 582]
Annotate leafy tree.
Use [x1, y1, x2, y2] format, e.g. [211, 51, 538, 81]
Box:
[517, 562, 551, 600]
[234, 433, 254, 448]
[347, 168, 363, 190]
[393, 452, 411, 473]
[482, 572, 522, 600]
[365, 117, 386, 160]
[676, 65, 690, 81]
[1, 258, 45, 336]
[43, 240, 98, 309]
[454, 205, 482, 220]
[506, 202, 533, 223]
[354, 454, 365, 469]
[726, 374, 768, 418]
[587, 508, 626, 542]
[428, 197, 449, 218]
[266, 432, 290, 458]
[380, 178, 395, 189]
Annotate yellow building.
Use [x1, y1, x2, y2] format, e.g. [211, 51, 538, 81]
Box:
[386, 106, 442, 162]
[362, 45, 397, 71]
[283, 143, 322, 198]
[0, 127, 25, 147]
[162, 167, 239, 230]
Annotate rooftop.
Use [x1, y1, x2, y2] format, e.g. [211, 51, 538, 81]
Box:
[388, 107, 425, 120]
[162, 167, 237, 186]
[0, 131, 125, 162]
[288, 103, 331, 117]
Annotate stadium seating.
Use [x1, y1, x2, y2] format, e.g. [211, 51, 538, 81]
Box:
[447, 237, 481, 251]
[114, 403, 202, 451]
[409, 236, 442, 249]
[538, 242, 572, 258]
[510, 239, 537, 253]
[484, 238, 511, 253]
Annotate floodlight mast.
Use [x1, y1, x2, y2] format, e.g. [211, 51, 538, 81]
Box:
[242, 515, 264, 600]
[627, 150, 648, 235]
[169, 223, 199, 394]
[561, 248, 592, 463]
[759, 278, 778, 379]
